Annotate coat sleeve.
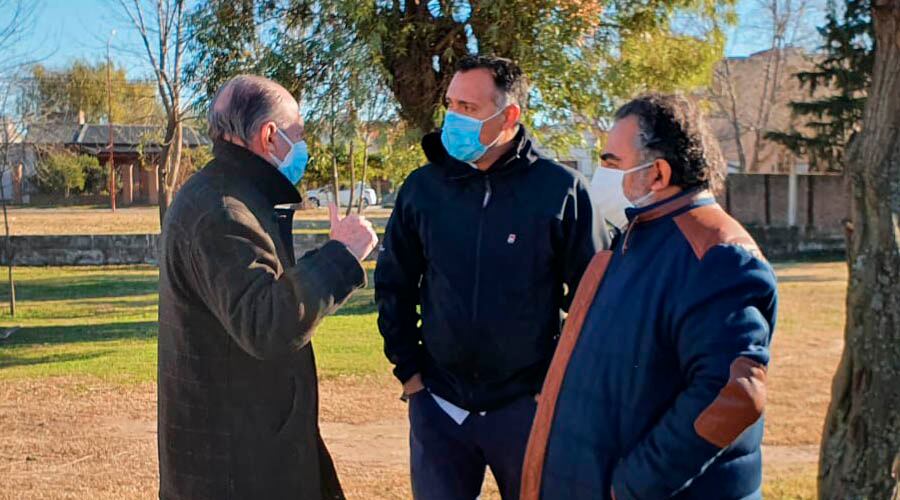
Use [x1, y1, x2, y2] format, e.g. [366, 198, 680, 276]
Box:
[374, 180, 426, 383]
[560, 175, 609, 312]
[189, 202, 366, 360]
[610, 245, 777, 499]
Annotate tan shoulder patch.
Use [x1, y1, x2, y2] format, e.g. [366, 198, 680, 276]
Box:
[673, 204, 763, 260]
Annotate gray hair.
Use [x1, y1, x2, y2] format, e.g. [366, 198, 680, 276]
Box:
[207, 75, 296, 144]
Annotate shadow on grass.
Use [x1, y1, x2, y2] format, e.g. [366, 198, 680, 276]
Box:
[4, 275, 158, 302]
[0, 321, 157, 346]
[0, 349, 113, 369]
[334, 269, 378, 316]
[336, 299, 378, 316]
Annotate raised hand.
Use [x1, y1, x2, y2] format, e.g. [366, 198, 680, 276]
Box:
[329, 203, 378, 261]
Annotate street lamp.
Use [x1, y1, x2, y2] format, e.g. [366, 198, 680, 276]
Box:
[107, 29, 117, 212]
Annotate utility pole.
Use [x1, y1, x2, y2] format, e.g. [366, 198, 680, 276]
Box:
[106, 30, 117, 212]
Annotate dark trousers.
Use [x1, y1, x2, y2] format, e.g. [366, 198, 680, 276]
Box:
[408, 392, 537, 500]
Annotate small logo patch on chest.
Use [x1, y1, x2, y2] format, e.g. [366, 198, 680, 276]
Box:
[507, 233, 517, 244]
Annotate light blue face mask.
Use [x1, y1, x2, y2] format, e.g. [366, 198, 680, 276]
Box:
[440, 107, 506, 163]
[269, 128, 309, 186]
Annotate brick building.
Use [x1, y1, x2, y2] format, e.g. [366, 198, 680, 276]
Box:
[6, 118, 209, 205]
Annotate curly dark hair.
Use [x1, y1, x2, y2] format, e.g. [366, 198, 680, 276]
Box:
[614, 93, 725, 193]
[456, 55, 529, 111]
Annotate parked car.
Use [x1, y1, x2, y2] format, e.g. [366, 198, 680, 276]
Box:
[380, 190, 398, 208]
[306, 183, 377, 209]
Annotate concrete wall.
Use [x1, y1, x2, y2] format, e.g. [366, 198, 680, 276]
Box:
[0, 233, 383, 267]
[723, 173, 848, 234]
[744, 226, 847, 260]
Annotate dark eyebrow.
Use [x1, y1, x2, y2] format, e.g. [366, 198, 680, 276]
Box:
[600, 152, 620, 162]
[447, 97, 476, 108]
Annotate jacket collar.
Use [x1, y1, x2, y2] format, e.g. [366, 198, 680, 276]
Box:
[625, 187, 716, 225]
[619, 188, 716, 254]
[421, 125, 542, 178]
[210, 140, 301, 206]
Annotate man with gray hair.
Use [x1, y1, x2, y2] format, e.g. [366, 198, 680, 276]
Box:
[157, 74, 377, 500]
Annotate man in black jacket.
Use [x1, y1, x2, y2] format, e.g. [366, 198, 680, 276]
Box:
[158, 75, 377, 500]
[375, 56, 608, 500]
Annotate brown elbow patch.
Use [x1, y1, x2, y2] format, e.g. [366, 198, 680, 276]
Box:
[694, 357, 767, 448]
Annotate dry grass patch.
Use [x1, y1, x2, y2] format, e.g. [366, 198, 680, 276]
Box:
[4, 206, 394, 235]
[765, 262, 847, 447]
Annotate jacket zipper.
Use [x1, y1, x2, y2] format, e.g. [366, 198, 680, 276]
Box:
[472, 176, 492, 322]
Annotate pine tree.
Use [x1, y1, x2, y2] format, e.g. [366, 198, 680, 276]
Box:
[766, 0, 874, 172]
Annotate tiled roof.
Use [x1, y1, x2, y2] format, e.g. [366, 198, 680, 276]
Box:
[25, 123, 210, 151]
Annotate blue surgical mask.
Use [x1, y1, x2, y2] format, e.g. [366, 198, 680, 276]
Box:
[440, 107, 506, 163]
[269, 128, 309, 186]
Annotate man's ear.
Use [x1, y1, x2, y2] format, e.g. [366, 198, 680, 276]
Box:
[503, 104, 521, 130]
[258, 121, 278, 155]
[651, 158, 673, 191]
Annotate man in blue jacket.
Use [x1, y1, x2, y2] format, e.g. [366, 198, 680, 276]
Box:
[375, 55, 608, 500]
[521, 93, 777, 500]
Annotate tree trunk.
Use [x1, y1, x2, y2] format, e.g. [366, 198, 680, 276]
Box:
[0, 175, 15, 318]
[329, 80, 341, 212]
[819, 3, 900, 498]
[157, 119, 182, 226]
[753, 43, 785, 171]
[378, 3, 469, 133]
[346, 139, 355, 217]
[721, 59, 748, 172]
[358, 131, 370, 214]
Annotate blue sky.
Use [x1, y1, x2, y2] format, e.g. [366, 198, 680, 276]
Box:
[9, 0, 827, 79]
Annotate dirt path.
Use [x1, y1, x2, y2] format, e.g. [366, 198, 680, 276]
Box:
[0, 376, 816, 500]
[0, 376, 417, 500]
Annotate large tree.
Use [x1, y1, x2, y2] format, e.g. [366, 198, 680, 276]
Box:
[188, 0, 399, 208]
[25, 61, 164, 125]
[188, 1, 734, 161]
[365, 0, 732, 135]
[818, 1, 900, 498]
[767, 0, 874, 172]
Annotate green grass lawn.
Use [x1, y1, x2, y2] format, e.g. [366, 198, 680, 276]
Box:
[0, 263, 388, 384]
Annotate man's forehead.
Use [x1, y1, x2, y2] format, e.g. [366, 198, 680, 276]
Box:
[446, 69, 496, 104]
[212, 83, 235, 112]
[602, 116, 640, 160]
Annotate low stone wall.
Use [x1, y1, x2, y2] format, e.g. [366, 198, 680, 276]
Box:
[293, 218, 389, 230]
[745, 226, 846, 261]
[0, 233, 383, 266]
[0, 226, 842, 266]
[1, 235, 161, 266]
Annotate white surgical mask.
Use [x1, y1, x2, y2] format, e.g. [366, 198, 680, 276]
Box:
[590, 161, 656, 228]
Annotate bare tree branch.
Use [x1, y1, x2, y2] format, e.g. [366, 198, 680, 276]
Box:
[114, 0, 188, 224]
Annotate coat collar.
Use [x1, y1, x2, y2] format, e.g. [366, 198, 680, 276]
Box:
[619, 188, 717, 254]
[625, 187, 716, 225]
[210, 140, 302, 205]
[421, 124, 542, 178]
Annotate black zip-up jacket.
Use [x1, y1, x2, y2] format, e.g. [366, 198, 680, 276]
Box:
[375, 127, 609, 411]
